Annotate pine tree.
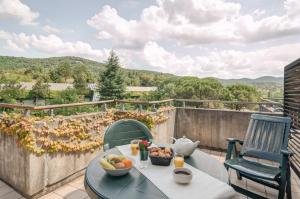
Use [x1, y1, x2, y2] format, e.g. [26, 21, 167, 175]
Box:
[99, 50, 125, 99]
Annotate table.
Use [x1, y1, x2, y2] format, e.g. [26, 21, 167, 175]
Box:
[85, 146, 233, 199]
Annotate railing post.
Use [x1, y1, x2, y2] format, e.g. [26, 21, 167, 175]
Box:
[259, 104, 262, 112]
[152, 104, 157, 112]
[24, 109, 31, 117]
[169, 101, 172, 106]
[120, 103, 125, 111]
[102, 103, 107, 112]
[48, 109, 54, 116]
[138, 104, 143, 112]
[182, 101, 186, 107]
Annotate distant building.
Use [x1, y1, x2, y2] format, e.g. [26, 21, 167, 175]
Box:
[20, 82, 157, 92]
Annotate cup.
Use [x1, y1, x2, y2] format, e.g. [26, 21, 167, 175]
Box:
[174, 154, 184, 168]
[139, 149, 149, 169]
[130, 140, 139, 156]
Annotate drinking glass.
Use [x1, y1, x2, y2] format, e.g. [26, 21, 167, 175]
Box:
[139, 149, 149, 169]
[174, 154, 184, 168]
[130, 140, 139, 156]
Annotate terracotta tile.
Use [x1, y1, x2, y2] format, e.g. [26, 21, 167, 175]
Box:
[39, 193, 62, 199]
[0, 181, 6, 188]
[54, 185, 77, 197]
[68, 176, 85, 189]
[292, 191, 300, 198]
[64, 189, 88, 199]
[232, 193, 247, 199]
[292, 183, 300, 192]
[0, 185, 14, 196]
[265, 186, 278, 199]
[200, 149, 211, 154]
[0, 191, 22, 199]
[246, 180, 267, 198]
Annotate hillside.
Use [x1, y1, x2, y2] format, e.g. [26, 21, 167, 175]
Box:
[0, 56, 283, 97]
[217, 76, 283, 86]
[0, 55, 175, 86]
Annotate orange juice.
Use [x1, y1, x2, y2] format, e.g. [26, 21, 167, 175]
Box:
[174, 156, 184, 168]
[131, 143, 139, 155]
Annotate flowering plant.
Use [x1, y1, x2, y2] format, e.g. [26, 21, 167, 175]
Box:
[139, 139, 151, 151]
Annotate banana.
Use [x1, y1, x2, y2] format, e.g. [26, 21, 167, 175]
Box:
[106, 154, 119, 161]
[118, 155, 126, 161]
[100, 158, 116, 170]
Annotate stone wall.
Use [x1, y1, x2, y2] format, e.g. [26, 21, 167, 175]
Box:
[0, 109, 176, 198]
[174, 107, 281, 150]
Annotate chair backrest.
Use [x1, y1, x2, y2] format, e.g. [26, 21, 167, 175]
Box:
[103, 119, 153, 150]
[241, 114, 291, 163]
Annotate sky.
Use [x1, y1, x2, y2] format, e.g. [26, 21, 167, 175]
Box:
[0, 0, 300, 79]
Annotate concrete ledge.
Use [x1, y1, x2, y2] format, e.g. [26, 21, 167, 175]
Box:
[175, 107, 281, 150]
[0, 109, 176, 198]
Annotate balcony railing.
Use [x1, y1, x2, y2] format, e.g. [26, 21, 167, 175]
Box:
[0, 98, 282, 117]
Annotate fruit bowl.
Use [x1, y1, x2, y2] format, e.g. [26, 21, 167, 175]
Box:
[103, 167, 132, 176]
[99, 154, 134, 177]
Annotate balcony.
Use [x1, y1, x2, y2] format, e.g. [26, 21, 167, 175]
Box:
[0, 96, 299, 198]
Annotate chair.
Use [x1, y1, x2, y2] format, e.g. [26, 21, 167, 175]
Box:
[103, 119, 153, 151]
[224, 114, 293, 199]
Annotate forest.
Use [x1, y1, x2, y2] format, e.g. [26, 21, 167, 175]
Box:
[0, 54, 283, 106]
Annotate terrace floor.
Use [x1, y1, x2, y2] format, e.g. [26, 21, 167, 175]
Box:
[0, 149, 299, 199]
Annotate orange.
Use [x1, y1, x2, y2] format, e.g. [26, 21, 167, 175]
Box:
[122, 159, 132, 168]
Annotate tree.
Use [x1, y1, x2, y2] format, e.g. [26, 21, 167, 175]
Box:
[59, 62, 72, 82]
[0, 78, 26, 103]
[49, 62, 72, 83]
[50, 88, 81, 104]
[98, 50, 125, 99]
[29, 79, 50, 105]
[73, 65, 92, 96]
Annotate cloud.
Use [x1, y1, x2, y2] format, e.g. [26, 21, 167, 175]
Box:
[87, 0, 300, 48]
[0, 0, 39, 25]
[117, 41, 299, 79]
[0, 30, 107, 61]
[42, 25, 61, 34]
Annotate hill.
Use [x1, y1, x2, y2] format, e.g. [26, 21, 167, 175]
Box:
[0, 56, 283, 98]
[217, 76, 283, 86]
[0, 55, 175, 86]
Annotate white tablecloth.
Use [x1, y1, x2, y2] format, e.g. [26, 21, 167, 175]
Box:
[117, 144, 236, 199]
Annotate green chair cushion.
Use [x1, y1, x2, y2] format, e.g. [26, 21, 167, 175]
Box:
[224, 158, 281, 180]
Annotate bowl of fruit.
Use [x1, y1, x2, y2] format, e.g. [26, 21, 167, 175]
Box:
[99, 154, 134, 176]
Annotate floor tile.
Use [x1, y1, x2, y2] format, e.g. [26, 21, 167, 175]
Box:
[0, 191, 22, 199]
[39, 193, 62, 199]
[54, 185, 77, 197]
[0, 185, 14, 196]
[64, 189, 88, 199]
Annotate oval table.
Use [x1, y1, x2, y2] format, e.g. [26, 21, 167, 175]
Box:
[85, 147, 229, 199]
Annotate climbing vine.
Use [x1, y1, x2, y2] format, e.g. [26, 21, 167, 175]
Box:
[0, 108, 171, 155]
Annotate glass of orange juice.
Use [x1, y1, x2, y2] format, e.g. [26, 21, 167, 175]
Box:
[130, 140, 139, 156]
[174, 154, 184, 168]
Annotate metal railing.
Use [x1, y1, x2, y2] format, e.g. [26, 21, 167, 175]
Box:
[0, 99, 174, 116]
[174, 99, 283, 112]
[0, 98, 283, 116]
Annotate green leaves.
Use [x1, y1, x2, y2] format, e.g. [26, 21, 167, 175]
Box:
[99, 50, 125, 100]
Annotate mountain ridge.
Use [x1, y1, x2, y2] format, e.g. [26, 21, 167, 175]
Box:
[0, 55, 283, 86]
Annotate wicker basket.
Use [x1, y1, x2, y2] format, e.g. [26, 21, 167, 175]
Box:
[149, 147, 174, 166]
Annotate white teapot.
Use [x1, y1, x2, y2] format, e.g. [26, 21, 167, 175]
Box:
[171, 136, 200, 157]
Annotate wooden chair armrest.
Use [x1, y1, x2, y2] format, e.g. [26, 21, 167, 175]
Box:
[281, 149, 294, 157]
[225, 138, 243, 161]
